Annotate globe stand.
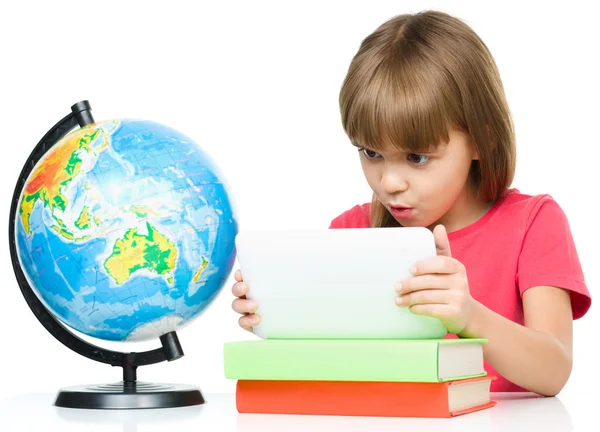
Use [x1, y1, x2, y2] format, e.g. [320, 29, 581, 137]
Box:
[9, 101, 205, 410]
[53, 332, 204, 409]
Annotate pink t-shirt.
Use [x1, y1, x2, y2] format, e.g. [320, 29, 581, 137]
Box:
[329, 188, 591, 392]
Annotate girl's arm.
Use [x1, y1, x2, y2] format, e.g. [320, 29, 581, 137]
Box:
[459, 285, 573, 396]
[398, 225, 577, 396]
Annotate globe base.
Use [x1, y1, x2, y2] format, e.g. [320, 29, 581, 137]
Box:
[53, 381, 205, 410]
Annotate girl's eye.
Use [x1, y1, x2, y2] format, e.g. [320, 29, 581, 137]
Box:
[357, 147, 430, 165]
[407, 154, 430, 166]
[359, 148, 382, 160]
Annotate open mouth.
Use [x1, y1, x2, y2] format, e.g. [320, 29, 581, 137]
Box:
[389, 206, 414, 219]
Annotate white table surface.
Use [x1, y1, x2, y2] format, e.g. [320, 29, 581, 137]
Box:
[0, 390, 585, 431]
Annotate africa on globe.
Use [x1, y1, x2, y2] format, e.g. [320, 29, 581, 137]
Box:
[14, 118, 238, 342]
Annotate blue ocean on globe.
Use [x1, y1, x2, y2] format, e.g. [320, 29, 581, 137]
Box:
[15, 119, 237, 342]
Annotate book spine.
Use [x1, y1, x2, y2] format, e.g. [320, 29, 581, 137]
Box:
[236, 380, 452, 417]
[224, 341, 442, 382]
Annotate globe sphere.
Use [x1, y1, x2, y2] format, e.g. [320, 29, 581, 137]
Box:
[14, 119, 237, 342]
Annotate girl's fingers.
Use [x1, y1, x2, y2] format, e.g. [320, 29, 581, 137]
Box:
[239, 314, 260, 331]
[396, 274, 452, 295]
[232, 269, 257, 332]
[234, 269, 243, 282]
[232, 298, 258, 314]
[407, 303, 453, 318]
[232, 281, 249, 297]
[395, 288, 450, 307]
[411, 256, 464, 276]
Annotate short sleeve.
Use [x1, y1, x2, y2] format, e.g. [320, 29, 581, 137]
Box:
[516, 196, 591, 319]
[329, 204, 371, 229]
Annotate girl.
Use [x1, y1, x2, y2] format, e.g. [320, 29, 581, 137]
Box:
[230, 10, 591, 396]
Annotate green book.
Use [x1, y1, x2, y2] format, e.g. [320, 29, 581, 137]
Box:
[224, 338, 487, 382]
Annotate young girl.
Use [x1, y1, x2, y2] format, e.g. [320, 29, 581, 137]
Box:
[230, 10, 591, 396]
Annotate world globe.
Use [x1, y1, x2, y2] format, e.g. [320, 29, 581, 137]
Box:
[13, 116, 238, 343]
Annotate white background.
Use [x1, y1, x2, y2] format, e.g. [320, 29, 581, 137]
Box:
[0, 0, 598, 422]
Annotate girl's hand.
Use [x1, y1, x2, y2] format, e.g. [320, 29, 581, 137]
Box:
[395, 224, 476, 335]
[231, 269, 261, 332]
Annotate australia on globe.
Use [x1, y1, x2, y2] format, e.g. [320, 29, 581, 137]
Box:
[15, 119, 237, 342]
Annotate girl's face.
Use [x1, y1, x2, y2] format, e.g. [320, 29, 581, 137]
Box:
[355, 127, 485, 232]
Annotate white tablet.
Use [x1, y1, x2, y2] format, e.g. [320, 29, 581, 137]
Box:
[234, 227, 448, 340]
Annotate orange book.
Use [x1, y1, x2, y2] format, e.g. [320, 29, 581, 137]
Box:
[236, 376, 496, 418]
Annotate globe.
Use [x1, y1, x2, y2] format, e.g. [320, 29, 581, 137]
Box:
[13, 117, 238, 343]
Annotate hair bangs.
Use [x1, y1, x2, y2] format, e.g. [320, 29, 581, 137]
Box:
[341, 53, 462, 154]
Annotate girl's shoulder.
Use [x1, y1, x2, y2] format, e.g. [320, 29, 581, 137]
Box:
[496, 188, 567, 226]
[500, 188, 591, 319]
[329, 203, 371, 229]
[448, 188, 567, 240]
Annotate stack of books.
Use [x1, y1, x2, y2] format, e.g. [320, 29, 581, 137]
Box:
[223, 338, 496, 417]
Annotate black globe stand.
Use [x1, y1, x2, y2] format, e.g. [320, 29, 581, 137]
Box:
[8, 101, 205, 409]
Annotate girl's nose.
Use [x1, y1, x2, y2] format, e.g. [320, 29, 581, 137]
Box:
[380, 166, 409, 194]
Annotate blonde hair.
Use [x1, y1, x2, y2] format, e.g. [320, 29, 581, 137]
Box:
[339, 10, 516, 227]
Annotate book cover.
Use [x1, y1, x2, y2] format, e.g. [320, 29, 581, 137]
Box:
[224, 338, 487, 382]
[236, 376, 496, 418]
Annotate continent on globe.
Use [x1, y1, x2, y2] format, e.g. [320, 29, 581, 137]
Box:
[104, 221, 177, 285]
[19, 125, 111, 237]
